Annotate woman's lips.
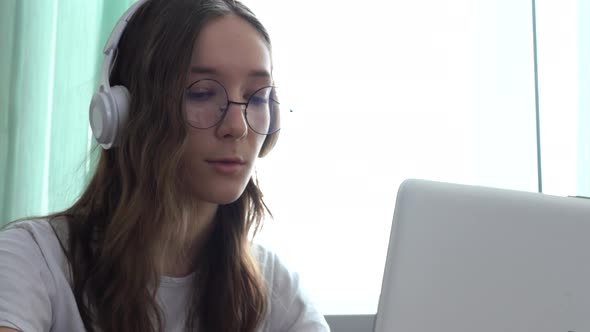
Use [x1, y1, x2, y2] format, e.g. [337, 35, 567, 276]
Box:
[206, 159, 245, 174]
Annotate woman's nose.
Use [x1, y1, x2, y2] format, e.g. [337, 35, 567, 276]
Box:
[216, 102, 248, 139]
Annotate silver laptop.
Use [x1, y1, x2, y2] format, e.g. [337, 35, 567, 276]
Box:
[374, 179, 590, 332]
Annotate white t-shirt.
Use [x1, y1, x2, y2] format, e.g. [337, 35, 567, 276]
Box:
[0, 219, 330, 332]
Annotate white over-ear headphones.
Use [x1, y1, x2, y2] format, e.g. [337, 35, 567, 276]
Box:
[89, 0, 149, 149]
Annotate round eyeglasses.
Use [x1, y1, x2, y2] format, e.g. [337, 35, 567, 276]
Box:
[184, 79, 283, 135]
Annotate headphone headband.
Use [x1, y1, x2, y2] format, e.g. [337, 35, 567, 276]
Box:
[90, 0, 149, 149]
[104, 0, 149, 54]
[98, 0, 149, 91]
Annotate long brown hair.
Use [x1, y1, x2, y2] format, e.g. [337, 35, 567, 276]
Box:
[49, 0, 279, 331]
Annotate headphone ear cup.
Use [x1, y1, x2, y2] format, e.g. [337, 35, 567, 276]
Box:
[90, 90, 116, 149]
[110, 85, 131, 144]
[89, 85, 130, 149]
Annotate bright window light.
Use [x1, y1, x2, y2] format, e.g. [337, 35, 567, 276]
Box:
[247, 0, 539, 314]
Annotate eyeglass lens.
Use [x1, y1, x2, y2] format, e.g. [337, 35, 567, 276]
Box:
[184, 79, 281, 135]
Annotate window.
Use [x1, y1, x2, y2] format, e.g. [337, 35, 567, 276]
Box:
[248, 0, 543, 314]
[536, 0, 590, 197]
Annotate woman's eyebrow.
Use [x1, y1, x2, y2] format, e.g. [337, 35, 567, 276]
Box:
[190, 66, 270, 79]
[247, 69, 271, 79]
[190, 66, 218, 75]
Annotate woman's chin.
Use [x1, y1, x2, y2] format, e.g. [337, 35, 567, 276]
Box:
[185, 174, 251, 206]
[200, 190, 245, 206]
[215, 195, 243, 205]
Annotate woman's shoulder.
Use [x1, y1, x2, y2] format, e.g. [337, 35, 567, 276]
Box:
[250, 243, 331, 331]
[250, 243, 299, 301]
[250, 243, 278, 269]
[250, 243, 294, 284]
[2, 217, 67, 250]
[0, 218, 71, 281]
[2, 217, 60, 238]
[0, 218, 73, 331]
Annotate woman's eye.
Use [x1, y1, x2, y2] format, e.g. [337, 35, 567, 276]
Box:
[187, 90, 215, 102]
[249, 96, 268, 106]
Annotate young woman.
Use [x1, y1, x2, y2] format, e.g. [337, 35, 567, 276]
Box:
[0, 0, 329, 331]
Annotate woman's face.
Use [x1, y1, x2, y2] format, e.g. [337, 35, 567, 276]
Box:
[182, 15, 272, 205]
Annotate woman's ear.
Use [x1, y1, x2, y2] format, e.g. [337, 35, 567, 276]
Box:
[258, 131, 280, 158]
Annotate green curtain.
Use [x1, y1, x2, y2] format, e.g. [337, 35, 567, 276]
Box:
[0, 0, 137, 225]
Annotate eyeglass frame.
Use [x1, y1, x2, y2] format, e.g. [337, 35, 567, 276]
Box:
[183, 78, 287, 135]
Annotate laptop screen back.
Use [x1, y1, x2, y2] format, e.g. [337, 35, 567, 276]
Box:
[374, 179, 590, 332]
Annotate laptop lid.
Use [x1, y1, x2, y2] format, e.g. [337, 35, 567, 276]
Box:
[374, 179, 590, 332]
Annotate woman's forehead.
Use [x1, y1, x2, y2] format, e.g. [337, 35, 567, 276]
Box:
[189, 15, 271, 81]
